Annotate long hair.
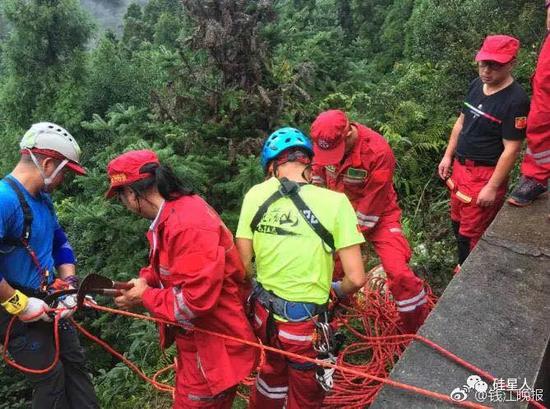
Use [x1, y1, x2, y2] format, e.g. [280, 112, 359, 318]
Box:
[128, 163, 194, 200]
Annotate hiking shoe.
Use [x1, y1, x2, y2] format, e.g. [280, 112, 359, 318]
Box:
[508, 176, 548, 207]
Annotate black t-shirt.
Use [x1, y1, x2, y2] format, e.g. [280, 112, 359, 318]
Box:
[456, 78, 530, 164]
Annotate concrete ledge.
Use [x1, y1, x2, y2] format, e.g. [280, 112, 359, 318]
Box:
[370, 198, 550, 408]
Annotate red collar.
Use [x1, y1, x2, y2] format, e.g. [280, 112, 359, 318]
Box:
[149, 198, 181, 232]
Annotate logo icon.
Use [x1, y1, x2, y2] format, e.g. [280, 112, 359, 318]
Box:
[450, 375, 543, 403]
[450, 375, 488, 402]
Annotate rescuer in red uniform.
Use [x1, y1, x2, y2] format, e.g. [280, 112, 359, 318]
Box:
[508, 3, 550, 207]
[311, 110, 429, 334]
[106, 150, 258, 409]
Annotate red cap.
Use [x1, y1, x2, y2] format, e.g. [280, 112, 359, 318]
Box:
[105, 150, 160, 198]
[310, 110, 349, 166]
[475, 35, 520, 64]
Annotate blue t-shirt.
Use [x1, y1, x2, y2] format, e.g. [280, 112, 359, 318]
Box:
[0, 175, 59, 289]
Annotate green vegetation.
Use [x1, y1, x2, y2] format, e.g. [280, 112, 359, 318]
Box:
[0, 1, 546, 407]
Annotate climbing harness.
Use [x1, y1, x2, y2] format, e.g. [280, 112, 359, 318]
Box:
[1, 176, 52, 293]
[2, 269, 547, 409]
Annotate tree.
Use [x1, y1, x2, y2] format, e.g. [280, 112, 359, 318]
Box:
[337, 0, 353, 42]
[0, 0, 92, 129]
[0, 1, 545, 407]
[181, 0, 276, 89]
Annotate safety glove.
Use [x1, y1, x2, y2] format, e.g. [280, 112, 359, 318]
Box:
[1, 290, 52, 322]
[48, 276, 80, 319]
[57, 294, 78, 319]
[57, 276, 81, 319]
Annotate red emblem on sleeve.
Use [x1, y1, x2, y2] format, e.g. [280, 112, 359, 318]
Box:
[515, 117, 527, 129]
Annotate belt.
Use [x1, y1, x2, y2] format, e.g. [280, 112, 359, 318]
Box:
[253, 281, 328, 322]
[455, 155, 496, 167]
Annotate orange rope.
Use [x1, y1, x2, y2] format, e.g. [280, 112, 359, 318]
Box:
[71, 319, 174, 393]
[2, 277, 546, 409]
[2, 313, 61, 374]
[75, 300, 490, 409]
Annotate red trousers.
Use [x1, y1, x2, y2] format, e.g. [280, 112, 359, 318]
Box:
[521, 34, 550, 183]
[173, 336, 237, 409]
[365, 219, 429, 333]
[448, 159, 507, 249]
[248, 303, 325, 409]
[334, 218, 429, 333]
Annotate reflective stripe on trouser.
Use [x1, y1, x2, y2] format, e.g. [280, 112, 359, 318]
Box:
[248, 303, 325, 409]
[521, 149, 550, 183]
[173, 338, 237, 409]
[521, 111, 550, 182]
[175, 389, 236, 409]
[448, 160, 507, 249]
[364, 218, 429, 333]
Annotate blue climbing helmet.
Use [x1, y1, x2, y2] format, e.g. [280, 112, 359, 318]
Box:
[260, 127, 313, 171]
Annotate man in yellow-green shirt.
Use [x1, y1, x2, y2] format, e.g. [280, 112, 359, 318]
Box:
[236, 127, 366, 409]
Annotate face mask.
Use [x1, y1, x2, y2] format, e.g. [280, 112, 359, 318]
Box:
[27, 149, 68, 191]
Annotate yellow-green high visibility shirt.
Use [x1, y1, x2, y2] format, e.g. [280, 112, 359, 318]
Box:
[236, 177, 364, 305]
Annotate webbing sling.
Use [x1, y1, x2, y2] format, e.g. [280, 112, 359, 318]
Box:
[1, 177, 50, 292]
[2, 177, 32, 245]
[250, 178, 335, 252]
[252, 280, 328, 322]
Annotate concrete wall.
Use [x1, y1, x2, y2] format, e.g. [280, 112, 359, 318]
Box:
[371, 198, 550, 408]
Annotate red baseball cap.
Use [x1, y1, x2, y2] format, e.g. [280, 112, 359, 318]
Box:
[105, 150, 160, 198]
[475, 35, 520, 64]
[310, 110, 350, 166]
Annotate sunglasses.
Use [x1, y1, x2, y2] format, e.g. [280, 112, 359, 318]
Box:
[477, 61, 508, 71]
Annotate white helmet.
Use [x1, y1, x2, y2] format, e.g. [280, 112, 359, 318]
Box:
[20, 122, 85, 175]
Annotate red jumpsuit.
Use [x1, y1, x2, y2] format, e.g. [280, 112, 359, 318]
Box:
[312, 123, 429, 333]
[140, 195, 259, 408]
[520, 33, 550, 183]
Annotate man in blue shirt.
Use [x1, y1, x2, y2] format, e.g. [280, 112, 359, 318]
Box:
[0, 123, 98, 408]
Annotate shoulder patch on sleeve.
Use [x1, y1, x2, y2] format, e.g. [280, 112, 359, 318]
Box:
[346, 167, 368, 180]
[515, 116, 527, 129]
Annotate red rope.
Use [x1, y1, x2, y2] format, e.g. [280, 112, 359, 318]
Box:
[71, 319, 174, 393]
[2, 313, 61, 374]
[82, 301, 491, 409]
[1, 271, 546, 409]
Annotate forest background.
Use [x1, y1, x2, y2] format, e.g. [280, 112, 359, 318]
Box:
[0, 0, 546, 407]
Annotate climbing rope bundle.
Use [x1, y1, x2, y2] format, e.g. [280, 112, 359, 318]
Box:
[1, 267, 546, 409]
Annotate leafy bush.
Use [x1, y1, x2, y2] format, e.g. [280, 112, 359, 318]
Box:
[0, 0, 544, 407]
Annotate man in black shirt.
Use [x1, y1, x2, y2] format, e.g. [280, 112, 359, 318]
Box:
[438, 35, 530, 269]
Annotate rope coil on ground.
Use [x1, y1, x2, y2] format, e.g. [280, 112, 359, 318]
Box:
[1, 269, 546, 409]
